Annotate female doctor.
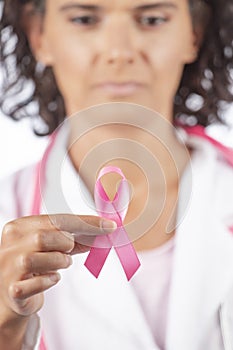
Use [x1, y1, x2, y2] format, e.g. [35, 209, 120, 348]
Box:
[0, 0, 233, 349]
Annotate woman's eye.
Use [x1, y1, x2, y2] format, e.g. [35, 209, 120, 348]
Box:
[69, 16, 99, 25]
[138, 16, 167, 26]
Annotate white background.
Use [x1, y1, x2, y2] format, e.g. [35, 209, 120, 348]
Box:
[0, 113, 48, 179]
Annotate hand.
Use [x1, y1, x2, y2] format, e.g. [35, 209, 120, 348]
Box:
[0, 214, 116, 320]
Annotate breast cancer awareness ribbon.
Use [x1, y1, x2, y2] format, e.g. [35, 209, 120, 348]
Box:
[84, 166, 141, 281]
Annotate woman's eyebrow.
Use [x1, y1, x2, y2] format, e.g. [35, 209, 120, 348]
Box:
[59, 3, 101, 12]
[58, 2, 178, 12]
[133, 2, 178, 11]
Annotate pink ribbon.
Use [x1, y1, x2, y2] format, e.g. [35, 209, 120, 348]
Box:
[84, 166, 141, 280]
[39, 334, 47, 350]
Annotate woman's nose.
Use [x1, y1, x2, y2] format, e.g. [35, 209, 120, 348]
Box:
[99, 18, 139, 66]
[106, 47, 134, 65]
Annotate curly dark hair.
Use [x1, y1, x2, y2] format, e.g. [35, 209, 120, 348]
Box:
[0, 0, 232, 135]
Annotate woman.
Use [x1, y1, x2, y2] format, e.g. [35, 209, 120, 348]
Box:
[0, 0, 233, 349]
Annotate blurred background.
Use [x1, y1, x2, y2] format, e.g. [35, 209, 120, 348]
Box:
[0, 113, 48, 179]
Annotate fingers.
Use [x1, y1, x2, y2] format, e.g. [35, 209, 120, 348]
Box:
[9, 273, 61, 300]
[0, 213, 117, 319]
[18, 252, 72, 276]
[0, 213, 117, 320]
[2, 215, 117, 247]
[50, 214, 117, 236]
[28, 230, 75, 253]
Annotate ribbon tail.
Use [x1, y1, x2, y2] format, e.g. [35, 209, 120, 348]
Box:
[39, 333, 47, 350]
[84, 246, 111, 278]
[114, 244, 141, 281]
[112, 227, 141, 281]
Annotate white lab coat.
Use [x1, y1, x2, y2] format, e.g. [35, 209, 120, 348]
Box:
[1, 126, 233, 350]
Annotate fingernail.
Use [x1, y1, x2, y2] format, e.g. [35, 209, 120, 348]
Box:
[49, 273, 61, 283]
[101, 219, 117, 233]
[66, 255, 73, 266]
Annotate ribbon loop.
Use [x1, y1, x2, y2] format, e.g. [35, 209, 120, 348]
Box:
[84, 166, 141, 280]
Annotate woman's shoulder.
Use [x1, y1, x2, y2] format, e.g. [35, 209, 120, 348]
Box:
[0, 163, 38, 229]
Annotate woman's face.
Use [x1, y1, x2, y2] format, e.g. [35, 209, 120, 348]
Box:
[30, 0, 198, 119]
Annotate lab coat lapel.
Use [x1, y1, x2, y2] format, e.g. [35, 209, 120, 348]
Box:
[166, 142, 233, 350]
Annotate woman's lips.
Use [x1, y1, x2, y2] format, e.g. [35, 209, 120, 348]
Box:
[93, 82, 146, 96]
